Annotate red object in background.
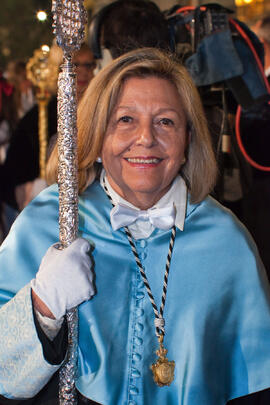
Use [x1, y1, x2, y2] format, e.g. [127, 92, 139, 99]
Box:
[230, 19, 270, 171]
[0, 74, 14, 114]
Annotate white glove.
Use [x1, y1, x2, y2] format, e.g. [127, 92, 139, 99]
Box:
[31, 238, 95, 319]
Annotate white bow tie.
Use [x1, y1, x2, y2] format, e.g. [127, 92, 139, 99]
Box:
[110, 203, 176, 231]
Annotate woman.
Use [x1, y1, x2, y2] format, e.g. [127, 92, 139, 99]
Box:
[1, 48, 270, 405]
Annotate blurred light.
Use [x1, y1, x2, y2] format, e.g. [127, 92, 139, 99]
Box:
[235, 0, 254, 5]
[2, 47, 11, 56]
[36, 10, 47, 21]
[41, 44, 50, 53]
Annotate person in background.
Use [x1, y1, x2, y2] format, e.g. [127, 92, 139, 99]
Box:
[0, 60, 34, 240]
[88, 0, 171, 73]
[0, 43, 95, 216]
[252, 16, 270, 78]
[237, 15, 270, 281]
[74, 42, 96, 101]
[0, 72, 17, 242]
[0, 72, 16, 163]
[5, 60, 35, 119]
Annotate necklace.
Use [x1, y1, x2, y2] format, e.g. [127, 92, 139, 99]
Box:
[103, 179, 176, 387]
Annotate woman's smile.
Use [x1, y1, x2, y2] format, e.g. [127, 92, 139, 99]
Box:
[124, 156, 163, 166]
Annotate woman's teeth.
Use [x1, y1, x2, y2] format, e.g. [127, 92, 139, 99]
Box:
[126, 158, 160, 163]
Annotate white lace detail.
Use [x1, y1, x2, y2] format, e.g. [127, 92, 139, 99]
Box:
[0, 284, 61, 399]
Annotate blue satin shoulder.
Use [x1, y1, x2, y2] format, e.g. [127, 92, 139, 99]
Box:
[1, 181, 270, 405]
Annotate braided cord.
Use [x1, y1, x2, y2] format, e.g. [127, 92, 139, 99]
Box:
[124, 225, 176, 336]
[103, 179, 176, 337]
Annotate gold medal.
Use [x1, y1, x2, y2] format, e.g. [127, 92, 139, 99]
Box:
[151, 335, 175, 387]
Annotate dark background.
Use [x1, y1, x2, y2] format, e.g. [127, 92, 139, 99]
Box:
[0, 0, 54, 69]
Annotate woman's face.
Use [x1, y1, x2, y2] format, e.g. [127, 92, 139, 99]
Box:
[101, 76, 188, 209]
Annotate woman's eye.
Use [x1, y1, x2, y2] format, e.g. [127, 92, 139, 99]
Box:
[159, 118, 174, 126]
[118, 116, 133, 123]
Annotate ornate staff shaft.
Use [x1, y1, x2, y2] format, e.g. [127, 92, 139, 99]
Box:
[52, 1, 87, 403]
[58, 58, 79, 404]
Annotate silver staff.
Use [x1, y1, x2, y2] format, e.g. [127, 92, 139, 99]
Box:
[51, 1, 87, 403]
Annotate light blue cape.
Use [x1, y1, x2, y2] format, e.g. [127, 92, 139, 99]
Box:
[1, 181, 270, 404]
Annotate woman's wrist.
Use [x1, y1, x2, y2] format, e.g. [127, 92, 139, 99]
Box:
[31, 289, 56, 319]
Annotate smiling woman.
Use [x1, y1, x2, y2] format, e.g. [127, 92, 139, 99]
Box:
[101, 76, 188, 209]
[47, 47, 217, 204]
[1, 48, 270, 405]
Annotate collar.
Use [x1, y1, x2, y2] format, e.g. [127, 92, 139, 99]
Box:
[100, 169, 187, 233]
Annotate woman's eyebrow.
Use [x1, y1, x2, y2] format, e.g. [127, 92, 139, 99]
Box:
[115, 105, 137, 111]
[115, 106, 180, 114]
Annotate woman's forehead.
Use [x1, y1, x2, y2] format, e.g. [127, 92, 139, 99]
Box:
[111, 75, 183, 112]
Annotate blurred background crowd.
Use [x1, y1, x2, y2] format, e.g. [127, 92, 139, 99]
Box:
[0, 0, 270, 284]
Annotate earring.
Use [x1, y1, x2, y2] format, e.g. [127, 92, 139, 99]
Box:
[181, 157, 186, 165]
[96, 157, 102, 163]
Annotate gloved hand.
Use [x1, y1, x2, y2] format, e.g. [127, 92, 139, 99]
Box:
[31, 238, 94, 319]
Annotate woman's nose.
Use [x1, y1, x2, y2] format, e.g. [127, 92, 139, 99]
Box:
[135, 122, 156, 147]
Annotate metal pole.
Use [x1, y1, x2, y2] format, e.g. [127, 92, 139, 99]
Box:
[51, 1, 87, 403]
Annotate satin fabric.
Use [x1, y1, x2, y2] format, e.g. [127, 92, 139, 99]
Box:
[1, 181, 270, 404]
[110, 202, 176, 231]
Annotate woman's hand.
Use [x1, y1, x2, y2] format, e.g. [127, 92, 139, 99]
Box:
[31, 238, 95, 319]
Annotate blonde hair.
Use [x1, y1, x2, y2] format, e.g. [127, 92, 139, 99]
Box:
[46, 47, 217, 203]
